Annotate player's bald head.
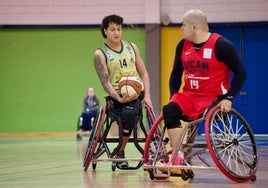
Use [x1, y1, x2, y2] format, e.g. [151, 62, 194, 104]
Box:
[183, 9, 207, 24]
[183, 9, 209, 31]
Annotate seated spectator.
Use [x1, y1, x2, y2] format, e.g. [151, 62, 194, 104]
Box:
[77, 87, 100, 140]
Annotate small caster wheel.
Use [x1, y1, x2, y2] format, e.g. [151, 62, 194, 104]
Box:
[92, 162, 97, 170]
[251, 175, 257, 182]
[111, 162, 116, 171]
[188, 169, 194, 179]
[149, 170, 155, 180]
[181, 170, 189, 181]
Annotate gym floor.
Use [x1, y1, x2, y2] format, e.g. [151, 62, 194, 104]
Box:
[0, 133, 267, 188]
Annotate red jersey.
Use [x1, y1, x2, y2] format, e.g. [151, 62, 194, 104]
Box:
[181, 33, 231, 96]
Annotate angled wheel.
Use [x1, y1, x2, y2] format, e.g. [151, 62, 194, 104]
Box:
[144, 115, 164, 164]
[144, 115, 170, 180]
[205, 106, 258, 183]
[83, 107, 106, 171]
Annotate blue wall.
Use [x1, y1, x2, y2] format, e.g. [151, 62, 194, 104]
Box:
[207, 22, 268, 134]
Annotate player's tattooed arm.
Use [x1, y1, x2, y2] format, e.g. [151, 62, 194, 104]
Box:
[94, 51, 120, 101]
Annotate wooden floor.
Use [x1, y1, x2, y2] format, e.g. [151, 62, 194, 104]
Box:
[0, 134, 267, 188]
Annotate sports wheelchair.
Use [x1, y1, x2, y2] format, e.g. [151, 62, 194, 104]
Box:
[143, 99, 259, 183]
[76, 111, 97, 141]
[83, 100, 156, 172]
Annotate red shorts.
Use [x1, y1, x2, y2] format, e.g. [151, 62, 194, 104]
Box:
[169, 92, 217, 120]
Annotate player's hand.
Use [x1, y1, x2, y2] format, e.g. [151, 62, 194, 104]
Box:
[118, 94, 138, 103]
[218, 99, 232, 112]
[143, 96, 153, 110]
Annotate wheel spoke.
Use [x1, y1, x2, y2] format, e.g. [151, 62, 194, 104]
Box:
[205, 106, 258, 182]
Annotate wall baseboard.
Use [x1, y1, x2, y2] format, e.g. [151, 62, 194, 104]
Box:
[0, 132, 75, 138]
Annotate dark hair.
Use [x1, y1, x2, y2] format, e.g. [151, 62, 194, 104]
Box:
[101, 14, 123, 38]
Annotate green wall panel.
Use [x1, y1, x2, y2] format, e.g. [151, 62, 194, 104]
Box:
[0, 27, 145, 132]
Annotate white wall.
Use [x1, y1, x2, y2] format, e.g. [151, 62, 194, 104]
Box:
[0, 0, 159, 25]
[0, 0, 267, 25]
[161, 0, 268, 24]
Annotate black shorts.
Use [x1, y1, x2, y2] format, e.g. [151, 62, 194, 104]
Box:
[106, 92, 143, 120]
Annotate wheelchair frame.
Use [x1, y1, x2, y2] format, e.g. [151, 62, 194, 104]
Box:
[143, 101, 259, 183]
[83, 101, 156, 172]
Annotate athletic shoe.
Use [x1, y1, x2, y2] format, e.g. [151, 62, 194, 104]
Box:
[158, 151, 184, 176]
[116, 150, 129, 168]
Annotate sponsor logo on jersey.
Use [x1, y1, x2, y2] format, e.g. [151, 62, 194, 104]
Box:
[106, 51, 114, 61]
[203, 48, 212, 59]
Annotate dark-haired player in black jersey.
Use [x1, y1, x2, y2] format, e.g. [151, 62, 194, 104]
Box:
[161, 9, 247, 171]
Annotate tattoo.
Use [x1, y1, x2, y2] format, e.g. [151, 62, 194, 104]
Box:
[94, 54, 109, 89]
[94, 53, 119, 100]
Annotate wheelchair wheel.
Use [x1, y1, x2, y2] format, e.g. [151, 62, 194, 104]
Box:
[144, 115, 169, 180]
[205, 106, 258, 183]
[83, 107, 106, 171]
[144, 115, 163, 164]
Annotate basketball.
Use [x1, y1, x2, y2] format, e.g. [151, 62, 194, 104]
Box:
[118, 75, 143, 97]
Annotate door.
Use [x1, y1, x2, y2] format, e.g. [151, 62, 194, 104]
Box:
[241, 25, 268, 134]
